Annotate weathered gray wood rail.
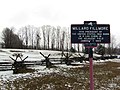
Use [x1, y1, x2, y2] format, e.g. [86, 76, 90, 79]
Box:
[1, 52, 117, 71]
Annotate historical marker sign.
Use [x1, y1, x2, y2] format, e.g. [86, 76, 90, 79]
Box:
[71, 23, 110, 44]
[71, 21, 110, 90]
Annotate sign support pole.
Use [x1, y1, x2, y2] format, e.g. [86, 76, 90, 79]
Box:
[89, 48, 94, 90]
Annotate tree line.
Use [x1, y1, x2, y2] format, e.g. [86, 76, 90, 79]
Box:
[1, 25, 71, 51]
[1, 25, 120, 55]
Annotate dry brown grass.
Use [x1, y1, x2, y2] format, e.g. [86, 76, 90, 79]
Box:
[0, 61, 120, 90]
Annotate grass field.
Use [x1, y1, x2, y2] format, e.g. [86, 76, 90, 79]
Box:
[0, 61, 120, 90]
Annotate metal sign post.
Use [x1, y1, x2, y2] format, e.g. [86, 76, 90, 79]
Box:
[71, 21, 110, 90]
[89, 48, 94, 90]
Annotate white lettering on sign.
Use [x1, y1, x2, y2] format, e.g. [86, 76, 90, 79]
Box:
[71, 23, 110, 43]
[72, 26, 108, 30]
[81, 40, 90, 42]
[103, 33, 109, 35]
[72, 33, 76, 35]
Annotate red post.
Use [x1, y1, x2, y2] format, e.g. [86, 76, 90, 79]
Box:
[89, 48, 94, 90]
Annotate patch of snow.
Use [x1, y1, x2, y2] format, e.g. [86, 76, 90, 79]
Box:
[108, 83, 117, 88]
[117, 67, 120, 69]
[0, 70, 13, 76]
[56, 64, 84, 68]
[109, 59, 120, 63]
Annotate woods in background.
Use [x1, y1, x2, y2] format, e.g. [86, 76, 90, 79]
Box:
[1, 25, 70, 51]
[1, 25, 120, 55]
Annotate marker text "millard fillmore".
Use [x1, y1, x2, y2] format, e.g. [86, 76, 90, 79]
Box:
[72, 26, 108, 30]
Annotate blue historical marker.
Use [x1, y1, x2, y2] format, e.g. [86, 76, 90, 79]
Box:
[71, 21, 110, 90]
[71, 22, 110, 44]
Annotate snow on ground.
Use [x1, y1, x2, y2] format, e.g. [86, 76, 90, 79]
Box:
[0, 49, 62, 62]
[0, 49, 120, 84]
[109, 59, 120, 63]
[0, 66, 60, 86]
[0, 49, 67, 82]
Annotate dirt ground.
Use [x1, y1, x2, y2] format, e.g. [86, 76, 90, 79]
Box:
[0, 61, 120, 90]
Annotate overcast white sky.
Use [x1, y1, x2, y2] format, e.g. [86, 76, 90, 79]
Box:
[0, 0, 120, 43]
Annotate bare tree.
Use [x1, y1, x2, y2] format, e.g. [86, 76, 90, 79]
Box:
[35, 28, 41, 49]
[51, 27, 56, 50]
[41, 25, 46, 49]
[60, 31, 65, 52]
[67, 27, 71, 51]
[111, 35, 116, 54]
[65, 27, 69, 51]
[24, 26, 28, 48]
[46, 25, 51, 49]
[28, 25, 34, 48]
[56, 26, 61, 50]
[107, 35, 116, 55]
[18, 25, 38, 49]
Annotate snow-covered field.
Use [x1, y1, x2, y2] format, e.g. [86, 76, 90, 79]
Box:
[0, 49, 120, 90]
[0, 49, 62, 61]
